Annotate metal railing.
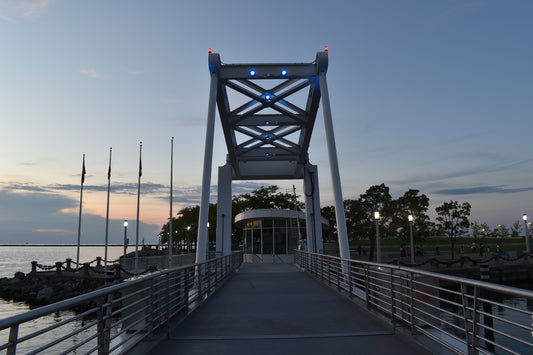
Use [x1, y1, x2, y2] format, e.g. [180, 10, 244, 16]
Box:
[0, 252, 242, 354]
[295, 250, 533, 355]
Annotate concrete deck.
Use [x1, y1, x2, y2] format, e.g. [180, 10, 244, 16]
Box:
[142, 263, 431, 355]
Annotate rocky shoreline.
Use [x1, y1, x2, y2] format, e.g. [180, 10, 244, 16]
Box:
[0, 271, 106, 309]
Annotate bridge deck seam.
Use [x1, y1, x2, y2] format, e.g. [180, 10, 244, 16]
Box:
[169, 330, 394, 341]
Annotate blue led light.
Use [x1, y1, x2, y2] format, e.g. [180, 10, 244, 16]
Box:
[265, 153, 270, 157]
[265, 120, 270, 126]
[249, 69, 256, 76]
[265, 94, 271, 100]
[281, 69, 287, 76]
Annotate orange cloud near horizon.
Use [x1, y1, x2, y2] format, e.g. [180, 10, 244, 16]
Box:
[36, 228, 76, 236]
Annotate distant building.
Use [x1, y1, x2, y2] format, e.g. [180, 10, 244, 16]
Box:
[234, 209, 328, 263]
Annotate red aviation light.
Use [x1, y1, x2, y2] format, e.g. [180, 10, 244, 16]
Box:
[324, 46, 328, 52]
[208, 48, 212, 54]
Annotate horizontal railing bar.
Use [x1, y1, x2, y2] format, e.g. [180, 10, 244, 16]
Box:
[304, 251, 533, 298]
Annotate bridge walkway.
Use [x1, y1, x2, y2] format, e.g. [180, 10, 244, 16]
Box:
[138, 263, 431, 355]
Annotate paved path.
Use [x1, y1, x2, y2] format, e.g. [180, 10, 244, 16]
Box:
[143, 263, 430, 355]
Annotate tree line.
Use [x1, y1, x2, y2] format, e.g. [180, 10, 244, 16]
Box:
[159, 184, 526, 260]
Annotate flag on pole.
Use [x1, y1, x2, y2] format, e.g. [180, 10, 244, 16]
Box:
[108, 158, 111, 180]
[81, 154, 86, 184]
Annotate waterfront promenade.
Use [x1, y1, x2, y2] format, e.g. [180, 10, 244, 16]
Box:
[134, 263, 431, 355]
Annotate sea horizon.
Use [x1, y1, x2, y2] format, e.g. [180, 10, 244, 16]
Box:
[0, 243, 159, 247]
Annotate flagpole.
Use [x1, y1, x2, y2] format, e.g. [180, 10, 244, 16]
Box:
[135, 142, 142, 274]
[76, 154, 86, 268]
[169, 137, 174, 269]
[104, 147, 112, 281]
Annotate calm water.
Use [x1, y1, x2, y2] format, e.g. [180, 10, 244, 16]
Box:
[0, 245, 127, 353]
[0, 245, 126, 279]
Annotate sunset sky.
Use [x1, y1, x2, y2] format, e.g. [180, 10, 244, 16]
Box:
[1, 0, 531, 244]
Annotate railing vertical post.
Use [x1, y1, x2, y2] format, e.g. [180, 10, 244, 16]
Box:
[364, 264, 370, 306]
[147, 278, 155, 333]
[472, 287, 480, 355]
[207, 261, 212, 295]
[390, 268, 395, 321]
[409, 272, 415, 333]
[197, 264, 203, 301]
[184, 268, 190, 311]
[7, 325, 19, 355]
[166, 273, 171, 323]
[96, 295, 111, 355]
[461, 284, 479, 355]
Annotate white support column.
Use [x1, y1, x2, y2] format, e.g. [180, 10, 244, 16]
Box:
[216, 164, 233, 257]
[304, 163, 323, 254]
[196, 73, 218, 264]
[319, 71, 350, 260]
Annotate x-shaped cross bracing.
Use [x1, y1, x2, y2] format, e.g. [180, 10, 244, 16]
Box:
[209, 51, 328, 179]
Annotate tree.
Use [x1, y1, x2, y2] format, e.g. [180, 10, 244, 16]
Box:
[390, 189, 432, 245]
[435, 201, 471, 259]
[344, 199, 365, 241]
[160, 204, 217, 249]
[472, 221, 485, 241]
[320, 205, 337, 242]
[511, 220, 522, 238]
[494, 224, 510, 239]
[232, 185, 302, 213]
[358, 184, 392, 261]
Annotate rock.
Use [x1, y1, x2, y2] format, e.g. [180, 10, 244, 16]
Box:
[36, 287, 53, 302]
[14, 272, 26, 280]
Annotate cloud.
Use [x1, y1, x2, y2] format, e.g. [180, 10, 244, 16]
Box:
[0, 0, 57, 21]
[3, 181, 168, 195]
[433, 186, 533, 196]
[77, 68, 101, 78]
[36, 228, 77, 236]
[0, 188, 159, 244]
[391, 157, 533, 186]
[121, 66, 143, 75]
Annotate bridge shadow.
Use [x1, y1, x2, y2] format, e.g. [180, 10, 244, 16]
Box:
[138, 263, 431, 354]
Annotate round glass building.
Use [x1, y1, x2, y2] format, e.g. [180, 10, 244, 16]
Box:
[234, 209, 327, 263]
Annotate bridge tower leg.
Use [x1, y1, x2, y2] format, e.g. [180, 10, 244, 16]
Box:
[196, 71, 218, 264]
[304, 163, 323, 253]
[319, 71, 350, 260]
[216, 164, 233, 257]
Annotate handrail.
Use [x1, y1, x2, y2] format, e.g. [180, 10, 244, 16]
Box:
[295, 250, 533, 355]
[0, 252, 243, 354]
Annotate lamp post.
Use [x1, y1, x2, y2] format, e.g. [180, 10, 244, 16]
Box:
[523, 214, 530, 255]
[187, 225, 191, 253]
[408, 214, 414, 264]
[123, 220, 128, 261]
[375, 211, 381, 263]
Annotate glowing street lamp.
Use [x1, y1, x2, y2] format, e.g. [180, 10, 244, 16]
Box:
[375, 211, 381, 263]
[523, 214, 530, 255]
[408, 215, 414, 264]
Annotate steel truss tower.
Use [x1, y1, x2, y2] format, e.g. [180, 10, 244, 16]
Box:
[196, 49, 349, 263]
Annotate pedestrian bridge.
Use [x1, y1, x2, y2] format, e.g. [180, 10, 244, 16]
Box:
[2, 251, 533, 354]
